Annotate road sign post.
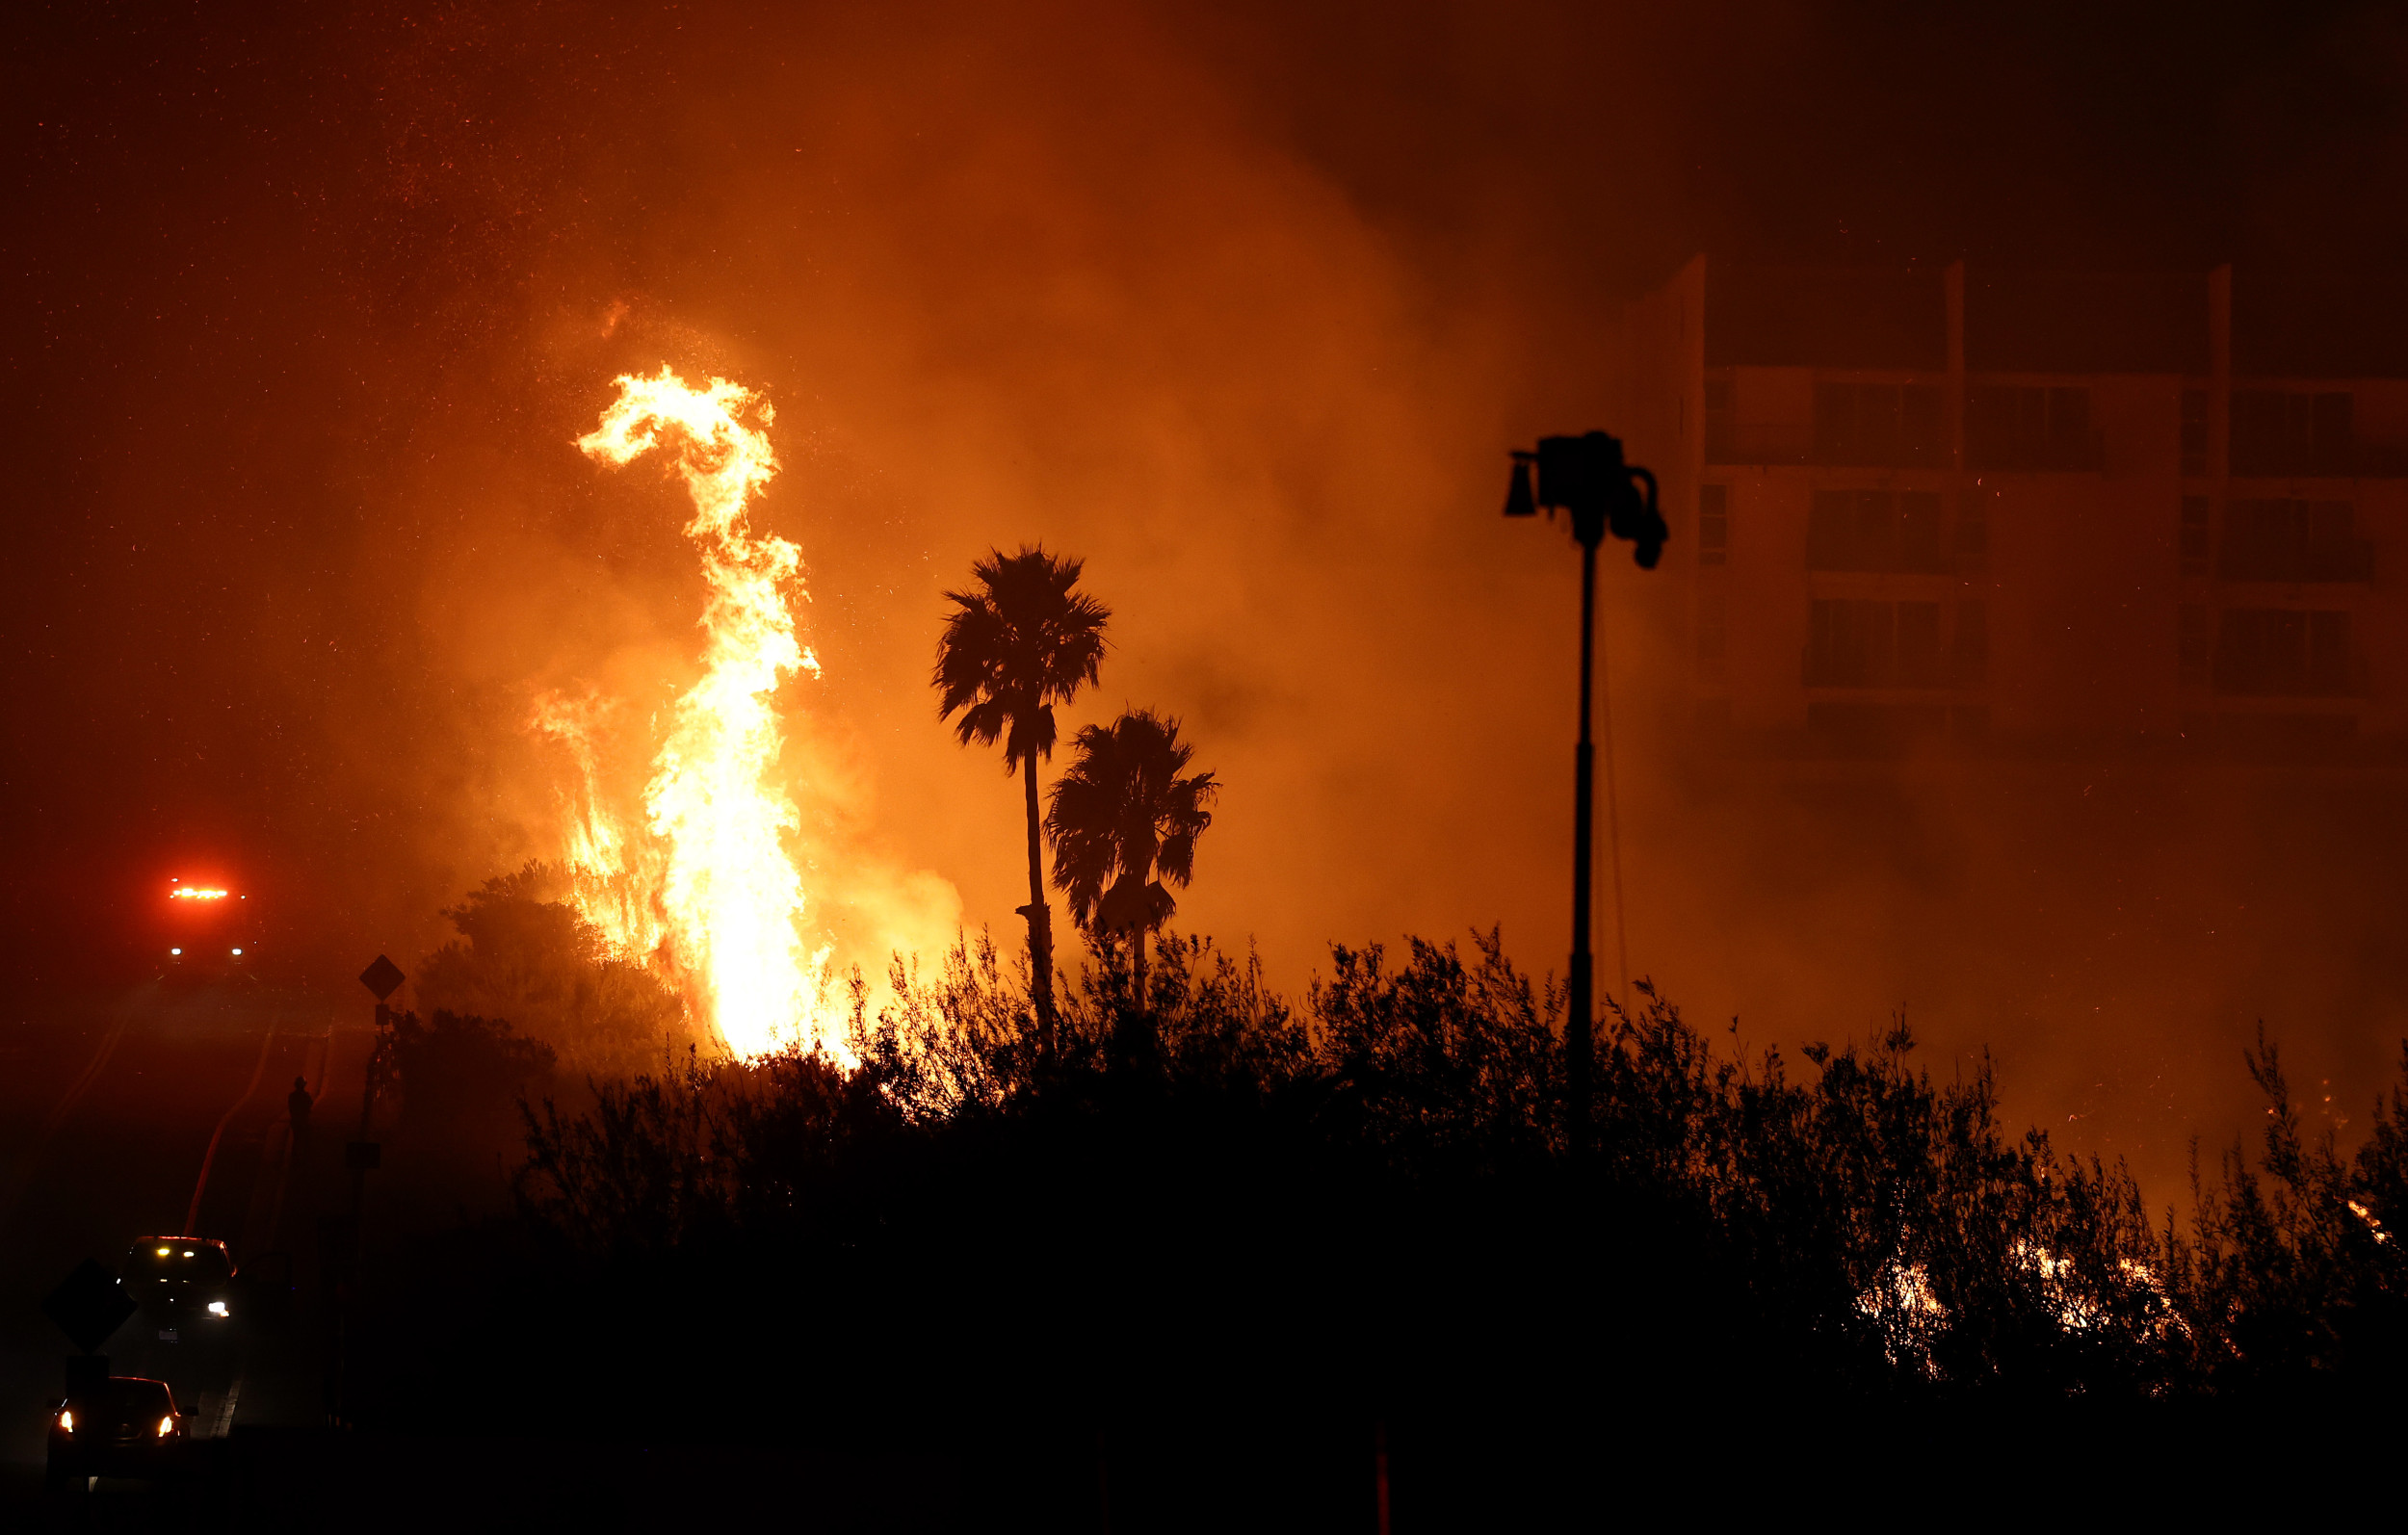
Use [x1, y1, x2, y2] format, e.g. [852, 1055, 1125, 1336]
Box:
[43, 1259, 134, 1355]
[357, 954, 404, 1003]
[326, 954, 406, 1424]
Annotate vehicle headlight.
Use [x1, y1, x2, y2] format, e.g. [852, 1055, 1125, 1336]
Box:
[207, 1301, 229, 1317]
[157, 1416, 173, 1438]
[58, 1409, 72, 1433]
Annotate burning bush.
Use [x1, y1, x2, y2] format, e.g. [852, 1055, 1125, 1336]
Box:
[2163, 1031, 2408, 1390]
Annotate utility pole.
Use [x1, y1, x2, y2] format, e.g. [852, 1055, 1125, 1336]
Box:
[1503, 432, 1662, 1155]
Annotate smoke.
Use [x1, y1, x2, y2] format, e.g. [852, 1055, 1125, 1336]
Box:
[9, 0, 2408, 1207]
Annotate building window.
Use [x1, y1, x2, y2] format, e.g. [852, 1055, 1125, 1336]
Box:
[1952, 601, 1988, 687]
[1697, 589, 1727, 677]
[1965, 385, 2101, 470]
[1698, 484, 1728, 566]
[1894, 602, 1944, 687]
[2231, 390, 2352, 477]
[2179, 603, 2211, 688]
[1955, 489, 1989, 572]
[1807, 489, 1949, 573]
[2181, 390, 2210, 478]
[1805, 599, 1979, 689]
[2213, 608, 2357, 696]
[1811, 382, 1945, 467]
[2180, 497, 2212, 578]
[1704, 375, 1735, 462]
[1807, 599, 1890, 687]
[2218, 499, 2371, 582]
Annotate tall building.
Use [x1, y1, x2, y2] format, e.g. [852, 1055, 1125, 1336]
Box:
[1616, 257, 2408, 756]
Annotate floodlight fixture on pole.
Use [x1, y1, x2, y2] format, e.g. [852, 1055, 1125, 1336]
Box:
[1502, 430, 1663, 1156]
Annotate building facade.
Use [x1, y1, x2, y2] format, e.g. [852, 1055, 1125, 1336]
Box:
[1617, 257, 2408, 755]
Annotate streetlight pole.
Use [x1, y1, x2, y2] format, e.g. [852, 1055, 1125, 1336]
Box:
[1568, 519, 1601, 1153]
[1504, 431, 1662, 1156]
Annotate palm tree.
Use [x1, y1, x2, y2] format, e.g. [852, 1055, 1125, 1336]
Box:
[934, 546, 1112, 1046]
[1044, 709, 1218, 1015]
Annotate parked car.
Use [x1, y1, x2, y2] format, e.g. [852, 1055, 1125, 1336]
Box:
[46, 1375, 184, 1491]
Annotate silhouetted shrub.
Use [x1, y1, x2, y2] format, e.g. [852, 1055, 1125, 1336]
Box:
[488, 926, 2408, 1426]
[2164, 1030, 2408, 1392]
[384, 1007, 558, 1133]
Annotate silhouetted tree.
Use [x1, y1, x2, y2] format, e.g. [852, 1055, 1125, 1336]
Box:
[415, 862, 698, 1074]
[933, 546, 1111, 1049]
[1044, 708, 1217, 1018]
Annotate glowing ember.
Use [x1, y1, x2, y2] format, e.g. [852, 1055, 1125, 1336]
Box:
[573, 365, 831, 1059]
[169, 886, 229, 900]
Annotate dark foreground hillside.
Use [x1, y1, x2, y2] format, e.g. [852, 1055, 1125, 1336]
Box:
[356, 927, 2408, 1518]
[22, 924, 2408, 1529]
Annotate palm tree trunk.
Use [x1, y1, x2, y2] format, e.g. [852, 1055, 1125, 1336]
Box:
[1021, 754, 1057, 1049]
[1132, 924, 1149, 1018]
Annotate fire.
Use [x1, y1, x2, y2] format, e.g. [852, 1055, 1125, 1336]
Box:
[169, 886, 229, 900]
[529, 689, 664, 960]
[569, 365, 832, 1059]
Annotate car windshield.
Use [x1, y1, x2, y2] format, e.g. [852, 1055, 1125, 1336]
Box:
[127, 1240, 232, 1281]
[82, 1379, 173, 1417]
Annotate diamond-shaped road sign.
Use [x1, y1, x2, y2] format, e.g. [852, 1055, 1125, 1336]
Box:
[44, 1259, 134, 1355]
[358, 954, 406, 1002]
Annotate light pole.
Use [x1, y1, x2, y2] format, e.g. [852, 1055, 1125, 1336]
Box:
[1503, 431, 1663, 1155]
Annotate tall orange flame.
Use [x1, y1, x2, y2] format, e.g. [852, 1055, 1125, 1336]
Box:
[528, 688, 663, 961]
[571, 366, 832, 1059]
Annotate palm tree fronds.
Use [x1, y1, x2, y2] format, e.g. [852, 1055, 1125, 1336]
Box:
[1044, 709, 1218, 938]
[933, 545, 1111, 771]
